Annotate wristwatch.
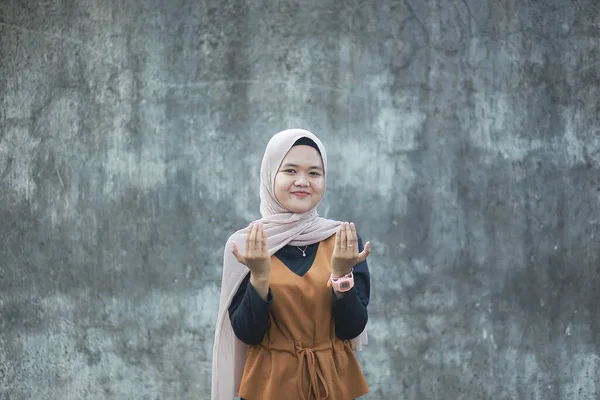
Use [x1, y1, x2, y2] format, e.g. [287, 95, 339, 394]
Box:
[327, 269, 354, 292]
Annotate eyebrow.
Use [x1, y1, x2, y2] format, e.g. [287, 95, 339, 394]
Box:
[280, 163, 323, 170]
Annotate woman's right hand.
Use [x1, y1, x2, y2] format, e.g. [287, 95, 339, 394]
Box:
[232, 221, 271, 279]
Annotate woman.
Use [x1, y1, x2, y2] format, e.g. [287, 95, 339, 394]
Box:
[211, 128, 370, 400]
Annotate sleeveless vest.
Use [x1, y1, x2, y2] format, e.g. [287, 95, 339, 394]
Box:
[238, 235, 369, 399]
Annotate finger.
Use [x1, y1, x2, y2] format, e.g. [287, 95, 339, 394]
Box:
[349, 222, 357, 253]
[357, 241, 372, 262]
[247, 222, 257, 253]
[335, 225, 342, 251]
[340, 222, 348, 250]
[262, 228, 268, 254]
[245, 222, 253, 251]
[232, 242, 245, 264]
[346, 222, 353, 251]
[255, 221, 264, 252]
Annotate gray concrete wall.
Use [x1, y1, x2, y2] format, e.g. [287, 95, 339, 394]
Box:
[1, 0, 599, 398]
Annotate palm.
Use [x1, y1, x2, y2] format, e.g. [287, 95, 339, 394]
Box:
[331, 222, 371, 276]
[232, 221, 271, 276]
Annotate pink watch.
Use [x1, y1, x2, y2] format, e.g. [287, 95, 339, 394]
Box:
[327, 269, 354, 292]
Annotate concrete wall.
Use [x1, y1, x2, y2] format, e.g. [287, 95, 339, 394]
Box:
[1, 0, 599, 398]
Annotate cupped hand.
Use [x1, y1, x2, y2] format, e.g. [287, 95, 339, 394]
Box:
[331, 222, 371, 277]
[232, 221, 271, 278]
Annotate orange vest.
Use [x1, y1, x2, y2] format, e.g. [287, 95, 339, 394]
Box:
[238, 235, 369, 399]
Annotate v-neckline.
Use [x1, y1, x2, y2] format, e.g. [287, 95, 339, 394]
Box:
[275, 242, 321, 278]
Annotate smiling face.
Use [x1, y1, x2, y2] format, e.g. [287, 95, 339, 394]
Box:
[273, 144, 325, 214]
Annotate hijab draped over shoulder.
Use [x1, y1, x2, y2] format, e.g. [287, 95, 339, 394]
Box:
[211, 128, 368, 400]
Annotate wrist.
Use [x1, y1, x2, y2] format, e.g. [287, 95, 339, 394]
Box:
[331, 260, 354, 277]
[331, 269, 351, 278]
[250, 273, 270, 301]
[250, 272, 270, 282]
[327, 269, 354, 293]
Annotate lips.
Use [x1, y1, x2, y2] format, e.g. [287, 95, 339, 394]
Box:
[292, 192, 310, 198]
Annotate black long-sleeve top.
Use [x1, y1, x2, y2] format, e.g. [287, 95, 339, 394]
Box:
[228, 235, 370, 346]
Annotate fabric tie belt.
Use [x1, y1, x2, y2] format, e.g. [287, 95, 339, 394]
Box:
[266, 340, 333, 400]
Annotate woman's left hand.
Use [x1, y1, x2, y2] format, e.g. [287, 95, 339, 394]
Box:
[331, 222, 371, 277]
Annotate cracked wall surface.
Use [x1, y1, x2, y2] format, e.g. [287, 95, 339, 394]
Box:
[1, 0, 599, 399]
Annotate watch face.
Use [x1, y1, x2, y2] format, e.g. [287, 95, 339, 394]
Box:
[340, 282, 350, 290]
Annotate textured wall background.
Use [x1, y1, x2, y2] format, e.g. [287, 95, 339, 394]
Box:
[1, 0, 599, 399]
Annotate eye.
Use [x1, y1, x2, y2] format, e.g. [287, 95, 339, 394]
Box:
[310, 171, 322, 176]
[282, 169, 296, 173]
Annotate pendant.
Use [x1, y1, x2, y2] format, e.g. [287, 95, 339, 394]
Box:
[298, 246, 307, 257]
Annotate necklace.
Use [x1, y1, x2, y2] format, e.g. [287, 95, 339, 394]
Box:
[296, 246, 308, 257]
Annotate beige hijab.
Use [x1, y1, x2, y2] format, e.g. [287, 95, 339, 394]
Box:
[210, 128, 368, 400]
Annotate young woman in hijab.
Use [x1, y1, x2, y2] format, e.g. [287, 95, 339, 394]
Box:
[211, 129, 371, 400]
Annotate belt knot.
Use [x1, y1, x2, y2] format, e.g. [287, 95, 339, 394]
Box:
[295, 342, 331, 400]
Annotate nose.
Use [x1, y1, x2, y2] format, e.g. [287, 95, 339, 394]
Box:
[295, 175, 309, 186]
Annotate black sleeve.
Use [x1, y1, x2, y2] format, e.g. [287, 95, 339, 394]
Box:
[228, 272, 273, 345]
[331, 234, 370, 340]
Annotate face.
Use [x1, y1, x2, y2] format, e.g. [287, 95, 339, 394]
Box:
[274, 145, 325, 213]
